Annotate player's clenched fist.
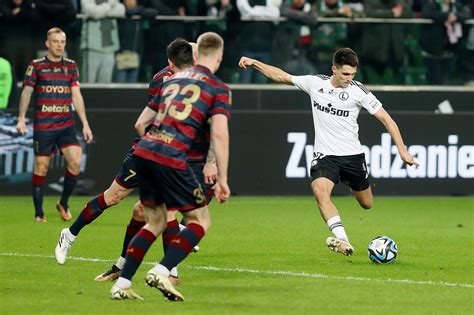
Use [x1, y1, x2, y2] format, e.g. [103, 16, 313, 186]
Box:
[238, 56, 255, 69]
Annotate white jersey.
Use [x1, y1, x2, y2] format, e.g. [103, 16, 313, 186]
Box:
[292, 74, 382, 156]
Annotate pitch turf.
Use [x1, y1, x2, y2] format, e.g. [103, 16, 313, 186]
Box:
[0, 196, 472, 314]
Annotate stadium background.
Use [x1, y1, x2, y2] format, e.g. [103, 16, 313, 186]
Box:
[0, 0, 474, 195]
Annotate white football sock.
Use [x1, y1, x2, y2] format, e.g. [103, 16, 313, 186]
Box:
[115, 256, 126, 270]
[170, 267, 179, 278]
[150, 263, 170, 277]
[115, 277, 131, 289]
[327, 216, 349, 242]
[65, 228, 76, 241]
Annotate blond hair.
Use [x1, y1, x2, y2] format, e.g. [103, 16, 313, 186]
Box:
[197, 32, 224, 58]
[47, 27, 66, 40]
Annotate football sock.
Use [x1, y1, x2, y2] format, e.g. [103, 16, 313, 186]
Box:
[327, 215, 349, 242]
[120, 218, 146, 258]
[32, 174, 45, 217]
[69, 193, 109, 236]
[170, 266, 178, 278]
[160, 223, 205, 271]
[60, 170, 78, 207]
[149, 263, 170, 277]
[115, 277, 131, 290]
[121, 228, 156, 280]
[115, 256, 126, 270]
[162, 219, 180, 253]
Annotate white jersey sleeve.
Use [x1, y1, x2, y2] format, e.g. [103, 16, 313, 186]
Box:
[292, 75, 312, 94]
[355, 81, 382, 115]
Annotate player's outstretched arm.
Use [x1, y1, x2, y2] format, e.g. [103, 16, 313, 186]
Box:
[211, 114, 230, 203]
[71, 86, 93, 144]
[374, 107, 419, 166]
[17, 86, 34, 135]
[238, 56, 293, 85]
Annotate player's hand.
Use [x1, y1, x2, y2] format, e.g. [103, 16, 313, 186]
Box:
[16, 119, 26, 136]
[238, 56, 255, 69]
[203, 162, 218, 184]
[83, 125, 93, 144]
[400, 150, 419, 167]
[213, 181, 230, 203]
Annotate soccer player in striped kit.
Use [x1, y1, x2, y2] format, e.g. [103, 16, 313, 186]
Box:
[16, 27, 93, 222]
[111, 32, 231, 302]
[239, 48, 418, 256]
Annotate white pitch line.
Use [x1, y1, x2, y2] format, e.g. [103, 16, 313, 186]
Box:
[1, 252, 473, 289]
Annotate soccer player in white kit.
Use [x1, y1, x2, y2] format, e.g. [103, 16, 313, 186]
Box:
[238, 48, 418, 256]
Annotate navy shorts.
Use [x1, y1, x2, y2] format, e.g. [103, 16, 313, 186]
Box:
[310, 153, 370, 191]
[33, 126, 80, 156]
[134, 156, 207, 211]
[114, 147, 139, 189]
[190, 163, 213, 204]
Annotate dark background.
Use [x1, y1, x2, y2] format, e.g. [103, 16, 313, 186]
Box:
[1, 86, 473, 196]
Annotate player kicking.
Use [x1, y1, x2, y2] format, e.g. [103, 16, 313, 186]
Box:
[239, 48, 418, 256]
[54, 40, 213, 285]
[110, 32, 231, 301]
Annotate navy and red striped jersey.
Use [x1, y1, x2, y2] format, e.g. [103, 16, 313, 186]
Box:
[134, 65, 232, 170]
[147, 66, 174, 112]
[23, 56, 79, 131]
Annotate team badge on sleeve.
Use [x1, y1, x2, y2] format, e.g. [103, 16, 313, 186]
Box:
[26, 66, 34, 76]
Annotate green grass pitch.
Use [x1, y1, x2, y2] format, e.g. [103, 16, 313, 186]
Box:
[1, 195, 473, 314]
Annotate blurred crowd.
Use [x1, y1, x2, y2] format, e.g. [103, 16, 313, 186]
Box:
[0, 0, 473, 88]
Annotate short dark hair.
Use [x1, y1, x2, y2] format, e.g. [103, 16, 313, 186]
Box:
[167, 38, 194, 68]
[333, 47, 359, 68]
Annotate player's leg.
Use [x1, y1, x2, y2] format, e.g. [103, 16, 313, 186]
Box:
[56, 143, 82, 220]
[112, 156, 168, 300]
[112, 203, 167, 300]
[149, 206, 210, 282]
[32, 155, 51, 222]
[342, 153, 373, 210]
[96, 200, 145, 281]
[55, 180, 135, 264]
[310, 156, 354, 256]
[352, 186, 373, 210]
[162, 210, 181, 285]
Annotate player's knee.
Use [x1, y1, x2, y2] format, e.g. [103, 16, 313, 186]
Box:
[133, 202, 144, 220]
[67, 159, 81, 174]
[313, 188, 330, 204]
[359, 199, 372, 209]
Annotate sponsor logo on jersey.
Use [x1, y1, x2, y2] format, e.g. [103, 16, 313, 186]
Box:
[38, 85, 71, 94]
[41, 104, 70, 113]
[149, 129, 176, 144]
[313, 101, 349, 117]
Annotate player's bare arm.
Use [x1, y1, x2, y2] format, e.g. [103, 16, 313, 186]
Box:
[17, 86, 34, 135]
[238, 56, 293, 85]
[204, 134, 218, 184]
[71, 86, 93, 144]
[211, 114, 230, 203]
[374, 107, 418, 166]
[134, 107, 157, 137]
